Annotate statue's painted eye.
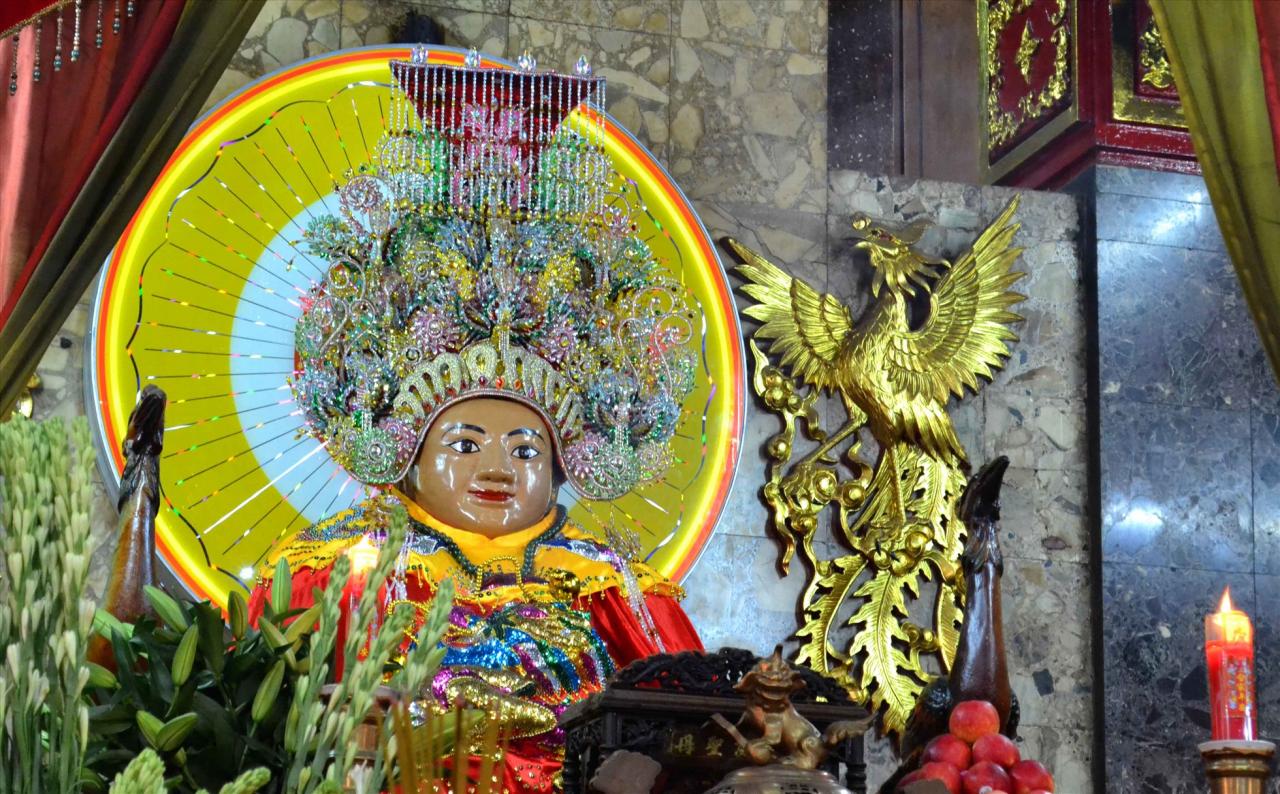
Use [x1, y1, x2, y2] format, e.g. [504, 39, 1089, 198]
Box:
[447, 438, 480, 453]
[512, 444, 541, 460]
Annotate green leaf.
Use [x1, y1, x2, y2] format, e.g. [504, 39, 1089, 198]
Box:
[194, 601, 227, 676]
[78, 767, 107, 794]
[144, 585, 189, 631]
[225, 638, 270, 678]
[155, 712, 199, 752]
[135, 624, 176, 704]
[87, 719, 135, 737]
[136, 710, 164, 749]
[109, 630, 142, 696]
[270, 558, 292, 617]
[228, 590, 249, 639]
[171, 625, 199, 687]
[84, 747, 138, 769]
[190, 692, 238, 763]
[88, 701, 135, 727]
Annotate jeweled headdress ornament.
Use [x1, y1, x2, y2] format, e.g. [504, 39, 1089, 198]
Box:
[291, 48, 696, 500]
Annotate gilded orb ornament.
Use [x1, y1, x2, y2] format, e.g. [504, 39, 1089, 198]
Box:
[727, 199, 1027, 736]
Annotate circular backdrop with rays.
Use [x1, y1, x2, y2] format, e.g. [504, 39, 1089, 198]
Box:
[87, 46, 745, 607]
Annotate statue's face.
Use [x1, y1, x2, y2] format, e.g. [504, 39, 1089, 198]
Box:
[407, 397, 557, 537]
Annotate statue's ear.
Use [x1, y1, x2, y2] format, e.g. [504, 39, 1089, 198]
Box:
[396, 464, 417, 502]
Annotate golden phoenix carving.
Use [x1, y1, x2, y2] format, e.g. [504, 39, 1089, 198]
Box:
[726, 198, 1026, 736]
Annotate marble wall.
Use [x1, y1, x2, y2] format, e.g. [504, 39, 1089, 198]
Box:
[24, 1, 1094, 790]
[1094, 165, 1280, 793]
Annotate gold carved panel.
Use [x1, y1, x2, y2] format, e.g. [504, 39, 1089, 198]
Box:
[1112, 0, 1185, 129]
[979, 0, 1078, 181]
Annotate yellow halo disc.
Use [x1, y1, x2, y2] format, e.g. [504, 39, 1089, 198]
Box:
[89, 46, 745, 607]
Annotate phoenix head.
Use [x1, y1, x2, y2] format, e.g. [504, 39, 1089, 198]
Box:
[851, 213, 946, 298]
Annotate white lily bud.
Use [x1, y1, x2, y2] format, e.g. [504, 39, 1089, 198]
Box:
[28, 670, 49, 708]
[5, 644, 20, 680]
[78, 600, 95, 634]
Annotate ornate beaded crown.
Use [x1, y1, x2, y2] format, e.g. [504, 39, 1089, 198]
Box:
[290, 50, 696, 500]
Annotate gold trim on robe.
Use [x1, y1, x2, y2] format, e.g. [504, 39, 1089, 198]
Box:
[260, 489, 685, 603]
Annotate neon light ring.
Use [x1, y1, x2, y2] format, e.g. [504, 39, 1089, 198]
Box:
[87, 46, 746, 607]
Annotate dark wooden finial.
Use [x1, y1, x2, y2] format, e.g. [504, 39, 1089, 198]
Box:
[89, 385, 167, 666]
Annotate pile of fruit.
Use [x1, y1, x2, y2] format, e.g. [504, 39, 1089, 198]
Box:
[897, 701, 1055, 794]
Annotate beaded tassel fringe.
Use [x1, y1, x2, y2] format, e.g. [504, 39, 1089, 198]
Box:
[5, 0, 130, 97]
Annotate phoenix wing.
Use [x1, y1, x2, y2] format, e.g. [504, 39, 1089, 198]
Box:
[879, 198, 1026, 407]
[728, 238, 851, 391]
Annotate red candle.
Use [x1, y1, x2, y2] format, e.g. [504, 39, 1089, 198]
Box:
[1204, 587, 1257, 740]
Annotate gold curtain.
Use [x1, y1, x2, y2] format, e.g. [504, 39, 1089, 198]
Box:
[1149, 1, 1280, 381]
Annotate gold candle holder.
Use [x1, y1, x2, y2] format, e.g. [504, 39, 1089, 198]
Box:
[1199, 739, 1275, 794]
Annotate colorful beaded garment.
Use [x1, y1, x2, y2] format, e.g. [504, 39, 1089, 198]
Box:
[267, 489, 685, 745]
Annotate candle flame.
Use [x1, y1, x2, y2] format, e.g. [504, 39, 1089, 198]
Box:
[347, 535, 380, 575]
[1218, 586, 1235, 614]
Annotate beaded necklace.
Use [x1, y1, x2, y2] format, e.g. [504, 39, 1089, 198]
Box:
[404, 505, 569, 583]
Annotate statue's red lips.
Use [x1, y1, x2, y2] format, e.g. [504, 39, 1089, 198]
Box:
[469, 489, 514, 503]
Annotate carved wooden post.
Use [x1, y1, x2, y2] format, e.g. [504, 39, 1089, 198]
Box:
[89, 384, 166, 666]
[897, 456, 1016, 760]
[947, 455, 1014, 733]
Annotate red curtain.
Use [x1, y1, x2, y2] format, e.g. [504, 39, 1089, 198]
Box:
[1254, 0, 1280, 179]
[0, 0, 184, 320]
[0, 2, 63, 39]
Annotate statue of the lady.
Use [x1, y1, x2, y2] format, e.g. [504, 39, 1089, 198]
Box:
[245, 54, 703, 791]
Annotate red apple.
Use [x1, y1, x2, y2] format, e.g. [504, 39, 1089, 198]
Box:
[924, 734, 972, 769]
[949, 700, 1001, 744]
[1008, 760, 1055, 793]
[971, 733, 1020, 768]
[960, 761, 1012, 794]
[918, 761, 963, 794]
[896, 770, 924, 791]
